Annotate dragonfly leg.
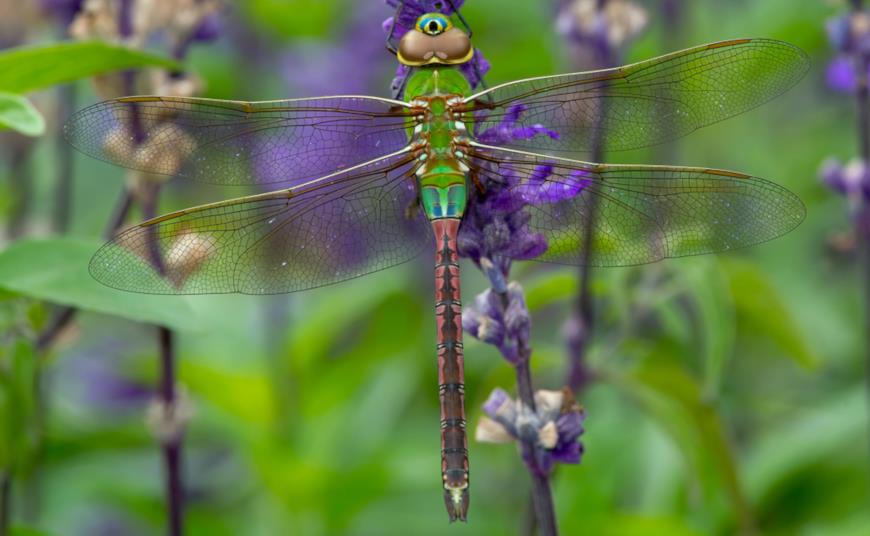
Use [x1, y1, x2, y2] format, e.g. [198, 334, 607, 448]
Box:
[384, 0, 404, 55]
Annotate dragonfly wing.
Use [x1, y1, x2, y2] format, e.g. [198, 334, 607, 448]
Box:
[463, 39, 808, 154]
[65, 95, 415, 186]
[89, 149, 431, 294]
[466, 143, 804, 266]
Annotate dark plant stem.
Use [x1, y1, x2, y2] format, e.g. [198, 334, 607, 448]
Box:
[850, 0, 870, 479]
[515, 354, 558, 536]
[0, 471, 10, 536]
[564, 4, 616, 394]
[158, 326, 183, 536]
[139, 183, 184, 536]
[490, 281, 558, 536]
[35, 307, 78, 353]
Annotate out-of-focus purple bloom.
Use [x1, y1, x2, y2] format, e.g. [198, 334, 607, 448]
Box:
[827, 55, 857, 93]
[173, 10, 223, 59]
[476, 387, 586, 473]
[39, 0, 83, 25]
[62, 344, 153, 413]
[286, 2, 390, 96]
[556, 0, 647, 49]
[192, 11, 222, 42]
[477, 104, 560, 146]
[827, 13, 852, 53]
[820, 158, 870, 212]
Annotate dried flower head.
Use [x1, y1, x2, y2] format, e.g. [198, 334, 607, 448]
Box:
[557, 0, 647, 49]
[145, 385, 195, 444]
[476, 387, 586, 474]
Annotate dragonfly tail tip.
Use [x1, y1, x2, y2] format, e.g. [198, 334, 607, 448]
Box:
[444, 488, 469, 522]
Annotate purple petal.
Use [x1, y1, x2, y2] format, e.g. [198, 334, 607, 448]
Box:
[483, 388, 512, 419]
[504, 285, 531, 343]
[827, 56, 856, 93]
[826, 15, 851, 52]
[820, 158, 847, 195]
[551, 438, 583, 464]
[555, 410, 585, 440]
[505, 103, 527, 124]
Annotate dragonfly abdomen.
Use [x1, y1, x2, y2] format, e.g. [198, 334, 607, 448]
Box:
[432, 217, 470, 521]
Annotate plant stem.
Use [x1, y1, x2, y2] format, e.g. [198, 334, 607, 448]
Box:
[515, 356, 558, 536]
[139, 182, 184, 536]
[158, 326, 183, 536]
[486, 280, 558, 535]
[564, 3, 616, 394]
[850, 0, 870, 481]
[0, 471, 10, 536]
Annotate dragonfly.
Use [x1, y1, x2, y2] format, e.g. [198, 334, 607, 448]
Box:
[65, 10, 808, 522]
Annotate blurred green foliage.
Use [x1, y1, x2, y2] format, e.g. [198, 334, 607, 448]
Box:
[0, 0, 868, 535]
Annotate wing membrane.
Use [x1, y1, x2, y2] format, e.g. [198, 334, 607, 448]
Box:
[463, 39, 808, 154]
[466, 143, 804, 266]
[89, 150, 430, 294]
[65, 95, 416, 186]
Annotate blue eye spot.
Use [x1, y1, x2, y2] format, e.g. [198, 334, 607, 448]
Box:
[416, 13, 452, 36]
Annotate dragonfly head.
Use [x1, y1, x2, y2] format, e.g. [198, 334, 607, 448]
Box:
[397, 13, 474, 67]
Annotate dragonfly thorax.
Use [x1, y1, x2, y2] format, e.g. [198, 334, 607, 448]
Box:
[409, 96, 471, 221]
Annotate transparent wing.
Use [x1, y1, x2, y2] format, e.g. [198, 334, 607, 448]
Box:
[65, 95, 416, 186]
[89, 150, 431, 294]
[466, 143, 804, 266]
[462, 39, 808, 154]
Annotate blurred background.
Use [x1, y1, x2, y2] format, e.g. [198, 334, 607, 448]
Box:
[0, 0, 868, 535]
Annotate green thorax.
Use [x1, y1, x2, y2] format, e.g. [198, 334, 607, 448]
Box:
[404, 67, 472, 221]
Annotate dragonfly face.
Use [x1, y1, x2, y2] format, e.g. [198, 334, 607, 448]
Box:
[397, 13, 474, 67]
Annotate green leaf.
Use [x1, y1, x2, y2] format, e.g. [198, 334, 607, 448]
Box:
[10, 527, 54, 536]
[0, 338, 40, 476]
[723, 258, 818, 369]
[0, 238, 201, 331]
[0, 41, 181, 93]
[0, 92, 45, 136]
[603, 361, 753, 530]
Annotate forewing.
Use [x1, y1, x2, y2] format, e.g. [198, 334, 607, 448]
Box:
[89, 150, 430, 294]
[464, 39, 808, 154]
[467, 144, 804, 266]
[65, 95, 415, 186]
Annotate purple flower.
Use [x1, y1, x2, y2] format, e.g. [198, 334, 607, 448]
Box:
[475, 387, 586, 473]
[827, 14, 852, 53]
[556, 0, 647, 50]
[819, 157, 870, 208]
[286, 3, 389, 96]
[477, 104, 560, 146]
[458, 157, 588, 274]
[463, 284, 523, 363]
[39, 0, 83, 25]
[827, 55, 857, 93]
